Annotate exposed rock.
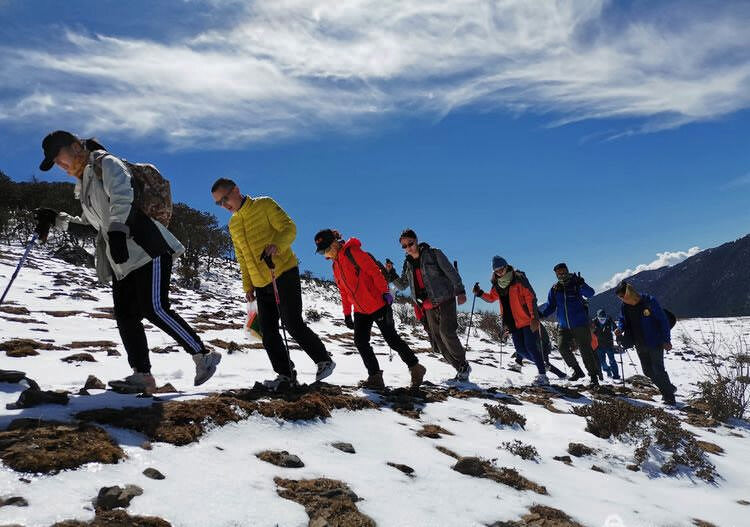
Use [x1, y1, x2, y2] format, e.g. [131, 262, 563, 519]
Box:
[256, 450, 304, 468]
[62, 353, 97, 363]
[6, 346, 39, 357]
[0, 496, 28, 507]
[143, 468, 165, 480]
[43, 310, 85, 317]
[387, 462, 415, 476]
[626, 464, 640, 472]
[0, 338, 59, 352]
[0, 419, 124, 474]
[141, 441, 153, 451]
[275, 477, 375, 527]
[332, 442, 356, 454]
[84, 375, 106, 390]
[737, 500, 750, 506]
[107, 349, 122, 356]
[452, 456, 547, 494]
[488, 504, 585, 527]
[567, 443, 596, 458]
[692, 520, 718, 527]
[0, 370, 26, 383]
[69, 341, 118, 349]
[553, 455, 573, 465]
[0, 306, 30, 315]
[6, 388, 69, 409]
[416, 424, 454, 439]
[52, 510, 171, 526]
[93, 485, 143, 511]
[591, 465, 606, 473]
[153, 383, 178, 394]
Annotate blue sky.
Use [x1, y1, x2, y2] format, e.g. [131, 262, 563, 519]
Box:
[1, 0, 749, 306]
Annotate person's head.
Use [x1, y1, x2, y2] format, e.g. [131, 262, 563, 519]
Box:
[492, 255, 510, 277]
[314, 229, 343, 260]
[553, 262, 569, 281]
[615, 281, 640, 305]
[211, 178, 243, 212]
[596, 308, 607, 322]
[40, 130, 89, 179]
[399, 228, 419, 258]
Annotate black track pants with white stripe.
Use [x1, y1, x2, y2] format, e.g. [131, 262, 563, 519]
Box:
[112, 255, 205, 373]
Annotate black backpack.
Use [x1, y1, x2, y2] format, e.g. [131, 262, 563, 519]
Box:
[344, 247, 389, 280]
[664, 308, 677, 328]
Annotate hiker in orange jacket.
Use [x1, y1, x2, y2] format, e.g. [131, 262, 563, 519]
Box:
[314, 229, 426, 389]
[473, 256, 549, 386]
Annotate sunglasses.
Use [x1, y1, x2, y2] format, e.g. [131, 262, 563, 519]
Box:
[401, 240, 416, 250]
[215, 185, 236, 206]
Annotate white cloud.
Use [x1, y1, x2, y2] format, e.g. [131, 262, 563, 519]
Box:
[721, 173, 750, 190]
[1, 0, 750, 148]
[600, 246, 702, 292]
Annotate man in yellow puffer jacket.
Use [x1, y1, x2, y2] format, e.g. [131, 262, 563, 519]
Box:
[211, 178, 335, 390]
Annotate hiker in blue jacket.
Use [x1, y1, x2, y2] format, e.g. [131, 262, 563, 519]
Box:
[592, 308, 619, 379]
[614, 281, 676, 405]
[538, 263, 600, 387]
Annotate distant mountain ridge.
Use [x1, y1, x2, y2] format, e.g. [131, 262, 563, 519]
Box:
[589, 234, 750, 318]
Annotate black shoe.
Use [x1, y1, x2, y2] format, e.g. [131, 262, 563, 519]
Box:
[588, 377, 599, 389]
[663, 394, 676, 406]
[568, 370, 585, 382]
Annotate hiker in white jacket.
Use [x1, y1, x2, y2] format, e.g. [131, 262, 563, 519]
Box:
[34, 130, 221, 393]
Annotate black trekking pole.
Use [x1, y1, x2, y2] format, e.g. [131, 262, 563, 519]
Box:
[619, 345, 625, 386]
[0, 234, 38, 306]
[465, 292, 477, 349]
[261, 252, 294, 378]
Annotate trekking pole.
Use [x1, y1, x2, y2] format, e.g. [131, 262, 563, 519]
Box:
[261, 253, 294, 377]
[0, 234, 38, 306]
[465, 292, 476, 349]
[619, 346, 625, 385]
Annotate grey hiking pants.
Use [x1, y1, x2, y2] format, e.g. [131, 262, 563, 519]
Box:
[424, 299, 467, 371]
[558, 326, 599, 379]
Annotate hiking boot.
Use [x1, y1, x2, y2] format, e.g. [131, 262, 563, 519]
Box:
[409, 363, 426, 388]
[363, 371, 385, 390]
[315, 359, 336, 382]
[507, 362, 522, 373]
[662, 393, 677, 406]
[588, 377, 599, 390]
[568, 369, 585, 382]
[193, 350, 222, 386]
[108, 371, 156, 394]
[455, 362, 471, 382]
[263, 373, 296, 392]
[532, 374, 549, 387]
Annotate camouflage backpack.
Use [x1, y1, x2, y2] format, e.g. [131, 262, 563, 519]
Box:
[91, 150, 173, 227]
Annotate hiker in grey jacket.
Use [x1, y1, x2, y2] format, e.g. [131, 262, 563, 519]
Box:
[385, 229, 470, 381]
[34, 130, 221, 393]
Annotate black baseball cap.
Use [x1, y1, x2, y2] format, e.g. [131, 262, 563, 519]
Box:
[314, 229, 336, 254]
[39, 130, 79, 171]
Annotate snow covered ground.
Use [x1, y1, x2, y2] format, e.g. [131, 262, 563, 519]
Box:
[0, 242, 748, 527]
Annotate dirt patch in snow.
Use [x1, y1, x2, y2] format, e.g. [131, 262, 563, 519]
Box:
[275, 477, 376, 527]
[489, 504, 585, 526]
[51, 510, 171, 527]
[0, 419, 125, 474]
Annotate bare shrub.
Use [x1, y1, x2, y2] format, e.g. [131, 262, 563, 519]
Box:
[305, 309, 322, 323]
[393, 303, 417, 328]
[501, 440, 539, 461]
[484, 403, 526, 429]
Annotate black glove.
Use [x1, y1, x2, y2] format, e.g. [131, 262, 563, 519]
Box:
[573, 272, 585, 286]
[472, 282, 484, 297]
[33, 208, 58, 243]
[344, 315, 355, 330]
[108, 231, 129, 264]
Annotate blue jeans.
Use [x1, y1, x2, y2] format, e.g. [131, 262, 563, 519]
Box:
[597, 347, 619, 378]
[511, 326, 546, 375]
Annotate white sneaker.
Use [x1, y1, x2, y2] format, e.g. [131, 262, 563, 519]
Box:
[315, 359, 336, 382]
[263, 374, 296, 391]
[109, 371, 157, 394]
[193, 351, 222, 386]
[507, 363, 523, 373]
[532, 374, 550, 387]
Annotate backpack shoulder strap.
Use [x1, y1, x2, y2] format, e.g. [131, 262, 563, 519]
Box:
[344, 247, 361, 275]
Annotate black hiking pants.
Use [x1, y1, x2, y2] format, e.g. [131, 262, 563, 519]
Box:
[113, 255, 205, 374]
[559, 326, 599, 379]
[354, 305, 419, 375]
[256, 266, 329, 377]
[635, 345, 675, 397]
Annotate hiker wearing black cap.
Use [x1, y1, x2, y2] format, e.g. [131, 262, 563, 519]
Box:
[35, 131, 221, 393]
[315, 229, 426, 389]
[614, 281, 676, 405]
[385, 229, 470, 382]
[538, 263, 600, 387]
[473, 256, 549, 386]
[592, 308, 619, 379]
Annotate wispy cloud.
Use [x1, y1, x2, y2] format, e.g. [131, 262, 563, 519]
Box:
[720, 173, 750, 190]
[600, 247, 701, 292]
[1, 0, 749, 148]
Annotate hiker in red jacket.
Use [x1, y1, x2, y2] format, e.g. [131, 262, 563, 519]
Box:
[315, 229, 426, 389]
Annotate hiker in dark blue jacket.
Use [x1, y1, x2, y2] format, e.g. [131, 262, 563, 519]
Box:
[538, 263, 599, 387]
[614, 281, 676, 405]
[592, 308, 619, 379]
